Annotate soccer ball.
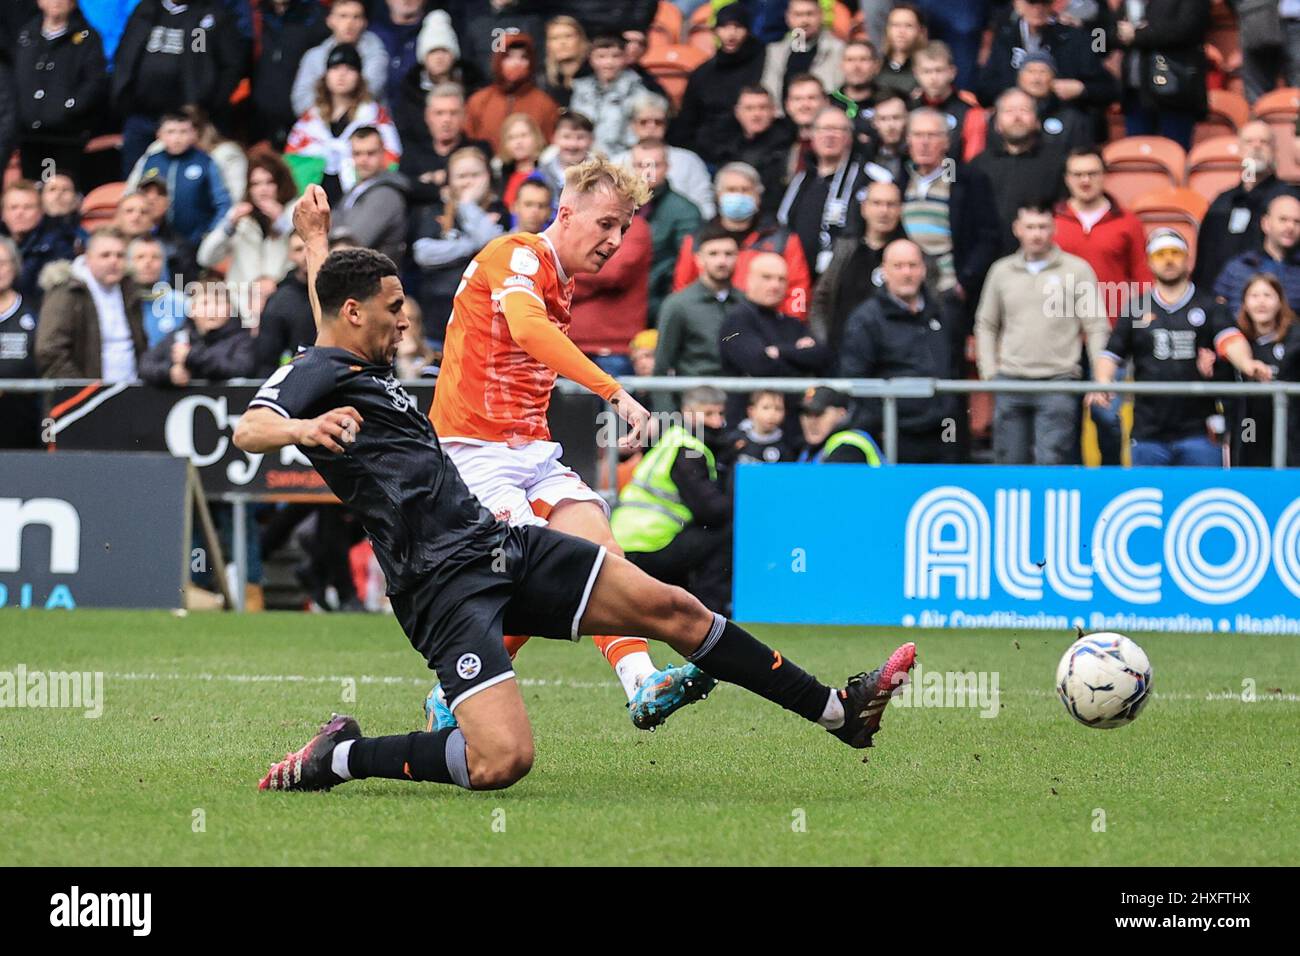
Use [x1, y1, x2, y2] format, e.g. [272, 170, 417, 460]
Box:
[1055, 632, 1153, 729]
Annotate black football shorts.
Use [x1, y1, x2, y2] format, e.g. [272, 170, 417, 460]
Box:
[391, 524, 607, 712]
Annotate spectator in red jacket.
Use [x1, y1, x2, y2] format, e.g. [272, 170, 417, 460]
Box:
[1053, 147, 1153, 324]
[672, 162, 812, 318]
[569, 213, 651, 376]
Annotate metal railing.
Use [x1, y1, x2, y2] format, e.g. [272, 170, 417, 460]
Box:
[557, 375, 1300, 475]
[6, 375, 1298, 610]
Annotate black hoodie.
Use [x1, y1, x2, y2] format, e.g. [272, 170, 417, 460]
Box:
[670, 33, 767, 167]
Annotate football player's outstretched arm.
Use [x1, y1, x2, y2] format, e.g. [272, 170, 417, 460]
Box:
[234, 406, 364, 455]
[293, 184, 332, 331]
[499, 291, 652, 443]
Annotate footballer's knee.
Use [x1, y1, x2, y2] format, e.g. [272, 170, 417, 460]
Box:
[646, 583, 712, 651]
[470, 739, 534, 790]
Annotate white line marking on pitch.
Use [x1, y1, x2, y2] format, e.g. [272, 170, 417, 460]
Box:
[98, 672, 1300, 703]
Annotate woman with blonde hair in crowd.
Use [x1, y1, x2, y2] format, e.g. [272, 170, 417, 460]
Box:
[1227, 272, 1300, 467]
[493, 113, 547, 209]
[198, 151, 301, 319]
[285, 43, 402, 203]
[542, 15, 590, 107]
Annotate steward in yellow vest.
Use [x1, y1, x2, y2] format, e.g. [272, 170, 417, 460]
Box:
[611, 386, 734, 615]
[795, 386, 885, 464]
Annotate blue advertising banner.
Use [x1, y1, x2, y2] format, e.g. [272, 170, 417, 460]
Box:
[734, 464, 1300, 633]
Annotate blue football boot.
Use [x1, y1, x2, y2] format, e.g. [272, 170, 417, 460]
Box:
[423, 683, 457, 731]
[628, 663, 717, 730]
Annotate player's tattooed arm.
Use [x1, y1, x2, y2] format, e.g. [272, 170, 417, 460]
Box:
[293, 184, 332, 331]
[234, 406, 364, 455]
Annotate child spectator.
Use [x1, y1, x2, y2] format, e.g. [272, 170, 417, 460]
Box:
[568, 34, 648, 156]
[131, 111, 233, 250]
[112, 0, 247, 175]
[139, 278, 255, 386]
[736, 389, 794, 463]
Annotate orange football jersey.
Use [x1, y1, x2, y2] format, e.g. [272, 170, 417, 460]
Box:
[432, 233, 575, 444]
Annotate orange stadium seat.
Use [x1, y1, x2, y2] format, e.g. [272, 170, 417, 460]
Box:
[641, 44, 711, 110]
[1253, 87, 1300, 182]
[80, 181, 126, 231]
[650, 1, 683, 49]
[1132, 187, 1210, 267]
[1102, 136, 1187, 209]
[1186, 135, 1244, 199]
[1195, 89, 1250, 144]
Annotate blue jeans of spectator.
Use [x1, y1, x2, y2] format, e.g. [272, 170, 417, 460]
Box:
[121, 114, 160, 178]
[993, 383, 1079, 464]
[1131, 434, 1223, 466]
[1123, 91, 1196, 151]
[590, 352, 633, 377]
[1241, 18, 1300, 103]
[673, 0, 711, 17]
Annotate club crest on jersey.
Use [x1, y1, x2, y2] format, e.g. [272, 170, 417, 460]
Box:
[1188, 307, 1206, 327]
[373, 375, 413, 412]
[509, 247, 541, 276]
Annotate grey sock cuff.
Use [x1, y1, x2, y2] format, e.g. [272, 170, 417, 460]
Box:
[688, 612, 728, 663]
[445, 728, 471, 790]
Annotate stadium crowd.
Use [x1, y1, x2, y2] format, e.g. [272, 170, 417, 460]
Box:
[2, 0, 1300, 611]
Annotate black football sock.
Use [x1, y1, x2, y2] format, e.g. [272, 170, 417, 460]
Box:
[688, 613, 831, 722]
[345, 728, 472, 788]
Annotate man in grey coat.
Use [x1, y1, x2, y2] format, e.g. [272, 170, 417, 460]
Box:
[332, 127, 410, 265]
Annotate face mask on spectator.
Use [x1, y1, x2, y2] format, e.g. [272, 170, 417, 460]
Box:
[719, 192, 757, 221]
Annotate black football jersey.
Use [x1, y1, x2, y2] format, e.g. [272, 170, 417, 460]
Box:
[1102, 285, 1240, 442]
[0, 294, 38, 379]
[247, 346, 505, 593]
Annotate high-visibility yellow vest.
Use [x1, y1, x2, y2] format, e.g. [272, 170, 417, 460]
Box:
[822, 429, 884, 465]
[611, 425, 717, 553]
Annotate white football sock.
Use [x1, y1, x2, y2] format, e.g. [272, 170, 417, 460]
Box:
[331, 738, 355, 780]
[615, 650, 657, 700]
[817, 689, 845, 730]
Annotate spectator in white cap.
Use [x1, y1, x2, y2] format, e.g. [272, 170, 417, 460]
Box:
[1088, 228, 1268, 467]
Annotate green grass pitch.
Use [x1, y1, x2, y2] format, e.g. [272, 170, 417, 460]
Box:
[2, 610, 1297, 866]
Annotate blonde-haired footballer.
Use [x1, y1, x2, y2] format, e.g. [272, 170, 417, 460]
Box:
[426, 154, 712, 730]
